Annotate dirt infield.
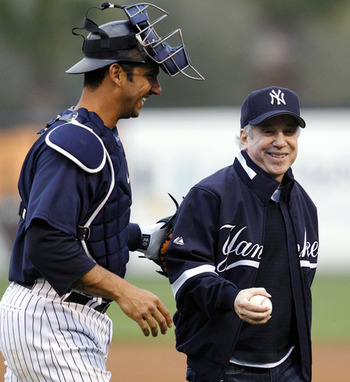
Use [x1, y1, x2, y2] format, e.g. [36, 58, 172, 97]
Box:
[1, 342, 349, 381]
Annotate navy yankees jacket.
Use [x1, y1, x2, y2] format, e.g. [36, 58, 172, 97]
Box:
[166, 150, 319, 382]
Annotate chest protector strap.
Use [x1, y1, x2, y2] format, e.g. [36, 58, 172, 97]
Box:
[45, 117, 115, 261]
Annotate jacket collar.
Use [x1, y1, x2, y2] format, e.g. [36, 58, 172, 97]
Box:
[234, 150, 295, 204]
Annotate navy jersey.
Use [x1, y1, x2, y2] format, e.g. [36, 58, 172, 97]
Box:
[9, 108, 132, 295]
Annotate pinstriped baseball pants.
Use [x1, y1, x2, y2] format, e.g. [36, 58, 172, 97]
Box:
[0, 281, 113, 381]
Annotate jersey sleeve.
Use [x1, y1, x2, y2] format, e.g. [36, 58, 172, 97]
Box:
[21, 145, 106, 294]
[24, 145, 104, 236]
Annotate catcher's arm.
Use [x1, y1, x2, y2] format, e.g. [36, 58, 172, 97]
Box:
[128, 194, 178, 277]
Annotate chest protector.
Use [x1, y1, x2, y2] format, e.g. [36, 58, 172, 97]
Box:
[45, 111, 131, 277]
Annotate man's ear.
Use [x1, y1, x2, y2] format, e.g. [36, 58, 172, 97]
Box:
[240, 129, 248, 150]
[109, 63, 123, 85]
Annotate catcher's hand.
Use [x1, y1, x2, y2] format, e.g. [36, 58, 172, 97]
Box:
[138, 194, 179, 277]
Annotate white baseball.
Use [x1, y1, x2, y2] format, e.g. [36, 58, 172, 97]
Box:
[250, 295, 273, 314]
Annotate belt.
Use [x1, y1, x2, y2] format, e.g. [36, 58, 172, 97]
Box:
[17, 283, 110, 314]
[65, 292, 111, 314]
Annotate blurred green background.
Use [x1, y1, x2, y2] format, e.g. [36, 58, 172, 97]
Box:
[1, 275, 348, 344]
[2, 0, 350, 126]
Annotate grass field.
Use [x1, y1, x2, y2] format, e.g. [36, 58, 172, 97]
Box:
[0, 273, 349, 343]
[119, 274, 350, 343]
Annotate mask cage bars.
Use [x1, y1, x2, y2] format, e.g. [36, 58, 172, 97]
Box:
[102, 2, 204, 80]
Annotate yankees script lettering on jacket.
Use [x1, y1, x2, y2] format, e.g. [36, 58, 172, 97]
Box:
[166, 150, 319, 382]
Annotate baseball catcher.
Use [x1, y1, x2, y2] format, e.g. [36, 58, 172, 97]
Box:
[0, 2, 203, 381]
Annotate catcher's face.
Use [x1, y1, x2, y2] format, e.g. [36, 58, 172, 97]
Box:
[121, 63, 161, 118]
[240, 115, 299, 183]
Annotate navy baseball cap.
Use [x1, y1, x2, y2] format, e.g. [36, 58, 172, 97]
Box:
[240, 86, 306, 129]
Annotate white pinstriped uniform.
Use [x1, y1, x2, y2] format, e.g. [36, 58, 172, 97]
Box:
[0, 280, 112, 381]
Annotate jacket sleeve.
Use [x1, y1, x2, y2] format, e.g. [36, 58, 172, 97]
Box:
[167, 186, 239, 317]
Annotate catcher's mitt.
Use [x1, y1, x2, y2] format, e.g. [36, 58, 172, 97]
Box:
[138, 194, 179, 277]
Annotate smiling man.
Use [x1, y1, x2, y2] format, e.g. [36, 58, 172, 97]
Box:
[0, 3, 203, 381]
[240, 114, 299, 182]
[166, 86, 319, 382]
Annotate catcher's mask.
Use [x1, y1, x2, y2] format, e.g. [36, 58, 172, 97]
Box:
[66, 2, 204, 81]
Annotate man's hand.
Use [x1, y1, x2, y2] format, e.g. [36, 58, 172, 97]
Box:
[234, 287, 272, 324]
[114, 278, 173, 337]
[73, 264, 173, 337]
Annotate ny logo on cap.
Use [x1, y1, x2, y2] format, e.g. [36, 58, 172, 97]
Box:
[269, 89, 286, 105]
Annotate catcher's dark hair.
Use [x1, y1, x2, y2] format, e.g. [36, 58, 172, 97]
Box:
[84, 62, 139, 88]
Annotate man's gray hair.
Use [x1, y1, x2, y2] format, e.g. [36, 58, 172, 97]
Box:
[236, 124, 253, 149]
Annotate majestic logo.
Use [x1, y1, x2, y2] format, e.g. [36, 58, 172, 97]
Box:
[269, 89, 286, 105]
[173, 236, 185, 246]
